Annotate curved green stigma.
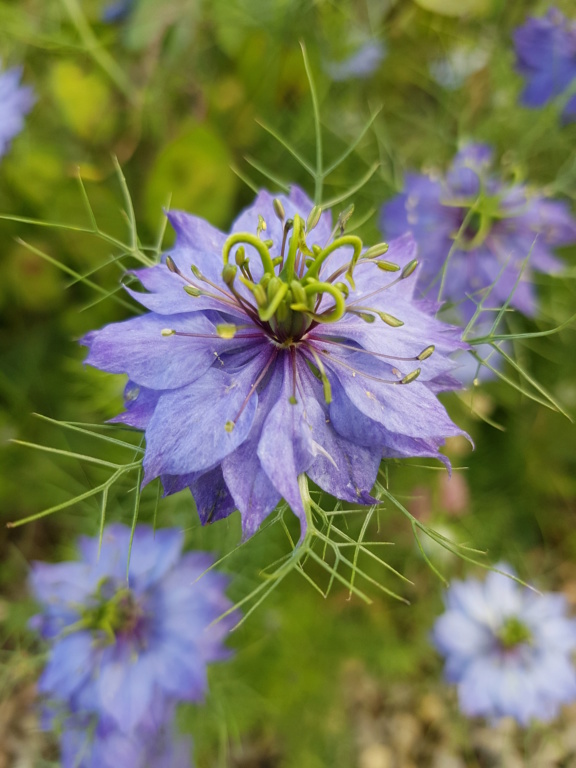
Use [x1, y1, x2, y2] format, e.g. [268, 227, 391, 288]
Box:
[218, 208, 403, 343]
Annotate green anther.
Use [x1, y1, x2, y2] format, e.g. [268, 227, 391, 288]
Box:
[263, 239, 274, 249]
[259, 282, 289, 322]
[260, 273, 272, 289]
[417, 345, 435, 361]
[224, 420, 235, 433]
[273, 198, 285, 222]
[355, 311, 376, 323]
[184, 285, 202, 297]
[362, 242, 390, 260]
[323, 377, 332, 403]
[401, 259, 419, 279]
[222, 233, 275, 275]
[222, 263, 238, 286]
[252, 284, 268, 308]
[165, 255, 178, 273]
[312, 244, 322, 256]
[161, 328, 175, 336]
[190, 264, 203, 280]
[272, 256, 283, 267]
[306, 205, 322, 233]
[257, 215, 266, 235]
[401, 368, 421, 385]
[235, 246, 246, 266]
[289, 395, 298, 405]
[376, 260, 401, 272]
[337, 203, 355, 234]
[334, 281, 349, 299]
[378, 312, 404, 327]
[216, 324, 237, 339]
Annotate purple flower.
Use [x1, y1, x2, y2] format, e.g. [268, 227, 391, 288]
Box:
[29, 524, 234, 734]
[59, 707, 193, 768]
[102, 0, 134, 23]
[324, 40, 386, 81]
[83, 187, 467, 540]
[0, 63, 34, 158]
[381, 143, 576, 322]
[513, 8, 576, 122]
[432, 566, 576, 725]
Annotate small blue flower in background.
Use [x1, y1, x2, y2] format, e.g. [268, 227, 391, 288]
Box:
[381, 143, 576, 323]
[514, 8, 576, 122]
[83, 186, 468, 541]
[29, 524, 234, 763]
[0, 63, 34, 159]
[102, 0, 134, 23]
[324, 40, 386, 81]
[432, 565, 576, 725]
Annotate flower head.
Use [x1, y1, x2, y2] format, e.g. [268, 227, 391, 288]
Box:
[83, 187, 467, 539]
[29, 524, 234, 733]
[0, 63, 34, 158]
[432, 566, 576, 725]
[380, 143, 576, 322]
[513, 8, 576, 122]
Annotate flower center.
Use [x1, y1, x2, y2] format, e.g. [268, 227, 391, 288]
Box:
[218, 203, 409, 345]
[496, 616, 533, 650]
[79, 579, 146, 646]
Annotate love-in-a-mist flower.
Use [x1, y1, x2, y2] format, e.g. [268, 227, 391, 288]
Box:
[514, 8, 576, 122]
[0, 63, 34, 158]
[29, 524, 234, 734]
[83, 187, 467, 540]
[381, 144, 576, 322]
[58, 706, 193, 768]
[432, 566, 576, 725]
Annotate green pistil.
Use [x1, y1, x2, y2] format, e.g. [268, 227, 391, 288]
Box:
[497, 616, 532, 650]
[219, 205, 398, 341]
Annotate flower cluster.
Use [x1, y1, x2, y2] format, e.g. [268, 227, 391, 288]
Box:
[380, 143, 576, 323]
[83, 187, 468, 540]
[514, 8, 576, 123]
[432, 566, 576, 725]
[0, 63, 34, 159]
[29, 524, 234, 767]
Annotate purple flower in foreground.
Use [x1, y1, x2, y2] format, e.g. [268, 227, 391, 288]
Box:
[83, 187, 467, 540]
[0, 63, 34, 158]
[381, 143, 576, 322]
[432, 566, 576, 725]
[29, 524, 234, 735]
[514, 8, 576, 122]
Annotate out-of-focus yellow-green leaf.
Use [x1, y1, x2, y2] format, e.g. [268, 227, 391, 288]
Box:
[2, 241, 64, 313]
[49, 61, 117, 142]
[145, 123, 238, 232]
[3, 147, 63, 207]
[413, 0, 492, 17]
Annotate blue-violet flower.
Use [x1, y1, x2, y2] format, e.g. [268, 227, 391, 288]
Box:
[381, 143, 576, 322]
[29, 524, 234, 733]
[0, 63, 34, 158]
[432, 565, 576, 725]
[83, 187, 468, 539]
[514, 8, 576, 122]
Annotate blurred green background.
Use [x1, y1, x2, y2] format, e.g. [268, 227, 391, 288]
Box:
[1, 0, 576, 765]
